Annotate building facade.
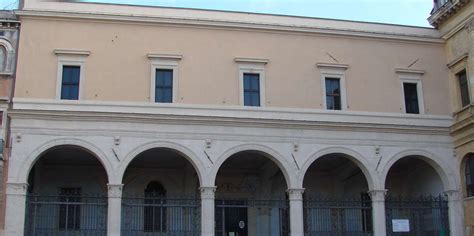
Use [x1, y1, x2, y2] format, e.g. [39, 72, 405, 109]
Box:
[2, 0, 469, 235]
[429, 0, 474, 235]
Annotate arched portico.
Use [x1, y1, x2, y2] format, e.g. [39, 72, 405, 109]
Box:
[300, 149, 375, 235]
[383, 150, 457, 236]
[23, 144, 110, 236]
[212, 146, 294, 236]
[117, 141, 207, 186]
[210, 144, 296, 188]
[16, 138, 114, 184]
[298, 147, 379, 190]
[120, 146, 203, 235]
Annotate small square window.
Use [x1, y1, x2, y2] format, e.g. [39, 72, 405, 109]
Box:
[60, 65, 81, 100]
[155, 69, 173, 103]
[243, 73, 260, 107]
[403, 82, 420, 114]
[457, 70, 470, 108]
[325, 78, 341, 110]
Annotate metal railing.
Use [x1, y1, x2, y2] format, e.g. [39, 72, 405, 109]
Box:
[303, 197, 372, 236]
[385, 195, 449, 236]
[215, 199, 289, 236]
[24, 195, 108, 236]
[121, 197, 201, 236]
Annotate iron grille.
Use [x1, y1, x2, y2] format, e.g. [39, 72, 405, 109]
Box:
[385, 195, 449, 236]
[121, 197, 201, 236]
[24, 195, 107, 236]
[303, 197, 372, 236]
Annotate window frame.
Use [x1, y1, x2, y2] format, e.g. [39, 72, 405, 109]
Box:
[55, 53, 88, 100]
[318, 65, 347, 111]
[466, 155, 474, 198]
[238, 63, 266, 107]
[399, 75, 425, 115]
[148, 55, 181, 103]
[456, 69, 471, 108]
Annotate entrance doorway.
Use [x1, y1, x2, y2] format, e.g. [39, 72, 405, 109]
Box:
[216, 201, 248, 236]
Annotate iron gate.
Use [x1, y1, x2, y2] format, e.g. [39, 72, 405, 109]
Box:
[24, 195, 108, 236]
[121, 197, 201, 236]
[215, 199, 289, 236]
[385, 195, 449, 236]
[303, 197, 372, 236]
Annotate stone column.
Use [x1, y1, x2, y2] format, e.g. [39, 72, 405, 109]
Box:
[368, 189, 387, 236]
[107, 184, 123, 236]
[200, 186, 216, 236]
[4, 182, 28, 236]
[287, 188, 305, 236]
[445, 190, 463, 236]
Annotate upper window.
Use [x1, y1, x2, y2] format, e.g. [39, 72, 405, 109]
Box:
[155, 69, 173, 103]
[0, 46, 6, 72]
[61, 65, 81, 100]
[466, 155, 474, 197]
[148, 54, 181, 103]
[54, 49, 90, 100]
[235, 58, 267, 107]
[243, 73, 261, 106]
[403, 82, 420, 114]
[325, 78, 341, 110]
[457, 70, 470, 108]
[317, 63, 348, 111]
[397, 70, 425, 115]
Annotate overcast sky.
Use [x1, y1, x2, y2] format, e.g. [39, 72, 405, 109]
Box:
[1, 0, 435, 27]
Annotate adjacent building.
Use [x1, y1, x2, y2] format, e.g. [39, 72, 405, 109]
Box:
[1, 0, 471, 235]
[429, 0, 474, 235]
[0, 10, 19, 236]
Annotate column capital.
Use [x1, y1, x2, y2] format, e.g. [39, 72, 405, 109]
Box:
[107, 184, 123, 198]
[6, 182, 28, 196]
[287, 188, 305, 201]
[367, 189, 387, 202]
[444, 190, 461, 200]
[200, 186, 217, 199]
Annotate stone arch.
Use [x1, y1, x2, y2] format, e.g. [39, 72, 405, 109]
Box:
[381, 149, 456, 191]
[17, 138, 114, 184]
[117, 141, 206, 186]
[210, 144, 296, 188]
[298, 146, 379, 190]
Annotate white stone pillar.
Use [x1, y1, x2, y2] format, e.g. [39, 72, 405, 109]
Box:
[4, 182, 28, 236]
[107, 184, 123, 236]
[368, 189, 387, 236]
[287, 188, 305, 236]
[200, 186, 216, 236]
[445, 190, 463, 236]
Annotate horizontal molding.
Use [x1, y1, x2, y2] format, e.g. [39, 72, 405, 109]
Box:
[16, 10, 445, 44]
[447, 53, 468, 69]
[234, 57, 269, 64]
[394, 68, 426, 75]
[9, 98, 453, 134]
[53, 49, 91, 56]
[147, 53, 183, 60]
[316, 63, 349, 70]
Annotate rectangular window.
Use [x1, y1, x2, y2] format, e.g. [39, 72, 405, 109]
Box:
[403, 82, 420, 114]
[243, 73, 260, 107]
[155, 69, 173, 103]
[60, 66, 81, 100]
[59, 187, 81, 230]
[458, 70, 470, 107]
[325, 78, 341, 110]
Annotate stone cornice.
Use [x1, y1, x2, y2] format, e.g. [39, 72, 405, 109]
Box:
[9, 99, 452, 135]
[15, 9, 444, 44]
[428, 0, 470, 28]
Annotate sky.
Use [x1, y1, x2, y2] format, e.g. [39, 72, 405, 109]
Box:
[0, 0, 435, 27]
